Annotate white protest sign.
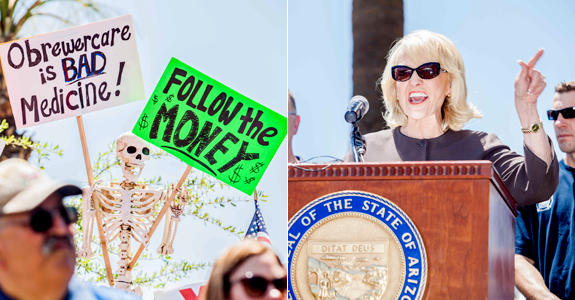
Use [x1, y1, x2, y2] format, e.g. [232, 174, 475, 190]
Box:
[0, 15, 145, 129]
[0, 139, 4, 156]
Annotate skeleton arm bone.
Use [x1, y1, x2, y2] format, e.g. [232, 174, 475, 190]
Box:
[158, 187, 188, 255]
[157, 208, 174, 255]
[165, 217, 181, 255]
[78, 180, 102, 258]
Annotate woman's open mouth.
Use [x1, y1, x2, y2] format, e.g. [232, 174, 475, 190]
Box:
[409, 91, 428, 105]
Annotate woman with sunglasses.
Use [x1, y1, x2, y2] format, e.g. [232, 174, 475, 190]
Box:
[201, 240, 287, 300]
[345, 30, 558, 206]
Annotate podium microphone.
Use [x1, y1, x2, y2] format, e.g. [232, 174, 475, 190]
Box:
[344, 95, 370, 124]
[345, 96, 369, 162]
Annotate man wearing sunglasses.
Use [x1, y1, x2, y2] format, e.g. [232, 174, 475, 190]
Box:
[515, 81, 575, 300]
[0, 158, 139, 300]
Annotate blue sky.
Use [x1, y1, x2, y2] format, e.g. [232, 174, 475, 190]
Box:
[289, 0, 575, 162]
[16, 1, 287, 298]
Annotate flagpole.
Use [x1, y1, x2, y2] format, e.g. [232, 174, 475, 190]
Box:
[76, 116, 115, 286]
[127, 164, 193, 271]
[244, 189, 259, 240]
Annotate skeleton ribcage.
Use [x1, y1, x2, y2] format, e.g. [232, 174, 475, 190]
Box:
[95, 187, 163, 245]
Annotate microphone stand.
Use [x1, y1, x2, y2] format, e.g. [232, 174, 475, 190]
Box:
[345, 95, 369, 162]
[350, 122, 366, 162]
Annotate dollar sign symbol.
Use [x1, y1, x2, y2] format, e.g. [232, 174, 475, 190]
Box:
[229, 164, 243, 184]
[139, 113, 149, 130]
[250, 162, 264, 174]
[152, 95, 158, 104]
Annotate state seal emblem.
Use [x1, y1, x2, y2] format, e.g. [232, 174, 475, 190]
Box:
[288, 191, 427, 300]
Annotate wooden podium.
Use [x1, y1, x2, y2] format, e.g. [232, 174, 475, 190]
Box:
[288, 161, 517, 300]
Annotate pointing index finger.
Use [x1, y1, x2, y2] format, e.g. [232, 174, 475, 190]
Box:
[527, 48, 544, 69]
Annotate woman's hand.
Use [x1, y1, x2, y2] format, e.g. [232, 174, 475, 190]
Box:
[514, 48, 552, 168]
[515, 49, 546, 106]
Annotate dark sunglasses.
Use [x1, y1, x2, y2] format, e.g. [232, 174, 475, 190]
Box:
[231, 276, 287, 297]
[391, 62, 447, 82]
[547, 107, 575, 120]
[31, 206, 78, 233]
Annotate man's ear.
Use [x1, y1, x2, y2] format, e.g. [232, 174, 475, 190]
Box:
[294, 115, 300, 135]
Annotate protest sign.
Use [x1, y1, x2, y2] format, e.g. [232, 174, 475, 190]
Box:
[0, 15, 145, 129]
[0, 139, 4, 155]
[132, 58, 286, 195]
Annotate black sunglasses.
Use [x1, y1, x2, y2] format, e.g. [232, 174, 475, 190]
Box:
[391, 62, 447, 82]
[230, 276, 287, 297]
[28, 206, 78, 233]
[547, 107, 575, 120]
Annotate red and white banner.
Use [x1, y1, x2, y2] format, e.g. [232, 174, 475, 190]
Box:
[153, 280, 207, 300]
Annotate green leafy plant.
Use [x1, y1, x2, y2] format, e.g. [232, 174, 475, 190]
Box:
[0, 119, 64, 168]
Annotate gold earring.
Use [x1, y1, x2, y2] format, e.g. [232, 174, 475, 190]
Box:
[447, 94, 451, 98]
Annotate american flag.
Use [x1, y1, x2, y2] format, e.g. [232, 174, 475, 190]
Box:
[244, 199, 271, 245]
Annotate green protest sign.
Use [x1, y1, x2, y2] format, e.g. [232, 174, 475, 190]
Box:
[133, 58, 286, 195]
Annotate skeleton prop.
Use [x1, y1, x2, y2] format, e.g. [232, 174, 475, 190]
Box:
[79, 132, 187, 294]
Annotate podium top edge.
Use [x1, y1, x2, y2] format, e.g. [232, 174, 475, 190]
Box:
[288, 161, 493, 180]
[289, 160, 492, 167]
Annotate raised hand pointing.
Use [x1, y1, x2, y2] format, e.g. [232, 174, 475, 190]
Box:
[515, 49, 546, 105]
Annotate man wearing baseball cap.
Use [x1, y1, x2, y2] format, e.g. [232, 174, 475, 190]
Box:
[0, 158, 140, 300]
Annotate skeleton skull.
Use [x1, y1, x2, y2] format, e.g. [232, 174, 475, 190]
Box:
[116, 132, 151, 182]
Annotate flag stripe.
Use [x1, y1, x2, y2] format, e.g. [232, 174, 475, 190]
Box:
[244, 199, 271, 245]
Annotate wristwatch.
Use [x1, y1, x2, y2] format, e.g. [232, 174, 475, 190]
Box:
[521, 119, 543, 134]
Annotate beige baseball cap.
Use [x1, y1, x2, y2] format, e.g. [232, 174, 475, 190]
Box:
[0, 158, 82, 215]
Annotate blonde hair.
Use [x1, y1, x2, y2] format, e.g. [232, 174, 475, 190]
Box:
[381, 30, 482, 131]
[201, 240, 281, 300]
